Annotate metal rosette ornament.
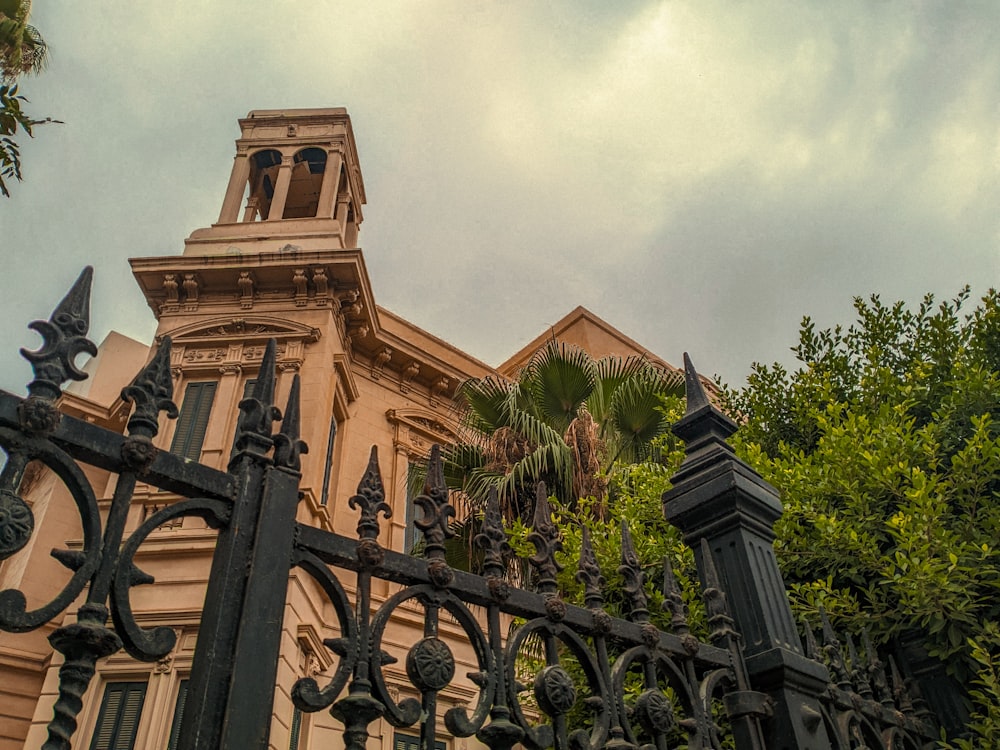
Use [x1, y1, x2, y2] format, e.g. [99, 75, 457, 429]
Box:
[368, 583, 494, 738]
[503, 617, 610, 750]
[367, 447, 493, 739]
[609, 646, 701, 747]
[503, 484, 612, 750]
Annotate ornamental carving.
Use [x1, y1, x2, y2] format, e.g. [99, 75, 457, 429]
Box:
[172, 318, 321, 341]
[406, 637, 455, 691]
[386, 410, 459, 458]
[154, 654, 174, 674]
[293, 269, 308, 306]
[183, 348, 226, 363]
[243, 344, 287, 361]
[533, 665, 576, 716]
[311, 268, 329, 302]
[237, 271, 254, 310]
[371, 347, 392, 380]
[400, 362, 419, 393]
[411, 416, 448, 434]
[636, 689, 676, 734]
[162, 274, 179, 304]
[211, 321, 270, 336]
[0, 489, 34, 557]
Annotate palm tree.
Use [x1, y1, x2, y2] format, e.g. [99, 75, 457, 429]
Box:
[439, 341, 685, 524]
[0, 0, 47, 81]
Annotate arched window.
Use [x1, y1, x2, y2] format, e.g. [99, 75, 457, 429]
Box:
[246, 149, 282, 220]
[282, 148, 328, 219]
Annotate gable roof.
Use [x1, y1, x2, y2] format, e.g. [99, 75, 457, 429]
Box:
[497, 306, 679, 377]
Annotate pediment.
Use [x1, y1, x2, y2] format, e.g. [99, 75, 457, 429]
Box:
[386, 408, 460, 456]
[159, 316, 321, 344]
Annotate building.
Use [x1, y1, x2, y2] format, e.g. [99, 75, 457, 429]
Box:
[0, 109, 679, 750]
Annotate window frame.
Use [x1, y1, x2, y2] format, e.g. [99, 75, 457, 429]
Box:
[88, 680, 147, 750]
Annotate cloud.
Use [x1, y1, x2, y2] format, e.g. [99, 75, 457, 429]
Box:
[2, 1, 998, 393]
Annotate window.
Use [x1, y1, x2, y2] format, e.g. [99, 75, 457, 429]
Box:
[394, 733, 445, 750]
[166, 680, 188, 750]
[170, 382, 217, 460]
[89, 681, 146, 750]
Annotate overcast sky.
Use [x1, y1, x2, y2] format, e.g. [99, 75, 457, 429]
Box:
[2, 1, 998, 394]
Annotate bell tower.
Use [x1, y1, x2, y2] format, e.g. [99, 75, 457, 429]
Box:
[184, 108, 366, 256]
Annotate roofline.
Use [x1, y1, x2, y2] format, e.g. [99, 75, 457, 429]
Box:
[497, 305, 679, 376]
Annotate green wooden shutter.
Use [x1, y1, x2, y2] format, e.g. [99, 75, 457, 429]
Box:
[170, 382, 218, 460]
[89, 681, 146, 750]
[166, 680, 188, 750]
[394, 732, 445, 750]
[288, 706, 303, 750]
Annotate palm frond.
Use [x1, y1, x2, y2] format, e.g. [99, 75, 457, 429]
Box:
[458, 376, 515, 433]
[523, 342, 596, 433]
[607, 371, 681, 465]
[588, 355, 650, 424]
[497, 441, 574, 511]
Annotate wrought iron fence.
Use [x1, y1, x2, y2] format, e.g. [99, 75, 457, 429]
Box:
[0, 268, 937, 749]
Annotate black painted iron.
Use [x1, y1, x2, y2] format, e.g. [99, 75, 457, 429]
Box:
[0, 270, 938, 750]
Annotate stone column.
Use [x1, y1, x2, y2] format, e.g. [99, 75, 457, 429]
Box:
[266, 155, 294, 221]
[218, 150, 251, 224]
[344, 215, 359, 248]
[316, 150, 343, 220]
[335, 194, 350, 228]
[663, 354, 832, 750]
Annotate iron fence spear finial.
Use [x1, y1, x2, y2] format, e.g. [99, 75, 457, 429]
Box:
[273, 374, 308, 472]
[619, 521, 649, 624]
[527, 482, 562, 596]
[120, 336, 177, 441]
[230, 338, 281, 463]
[21, 266, 98, 403]
[576, 526, 604, 611]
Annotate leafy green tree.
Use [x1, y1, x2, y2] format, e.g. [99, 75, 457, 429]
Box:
[726, 288, 1000, 741]
[1, 82, 40, 196]
[0, 0, 51, 197]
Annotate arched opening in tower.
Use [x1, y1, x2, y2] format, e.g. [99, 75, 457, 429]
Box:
[282, 147, 328, 219]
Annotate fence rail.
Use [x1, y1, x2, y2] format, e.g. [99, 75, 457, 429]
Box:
[0, 268, 937, 749]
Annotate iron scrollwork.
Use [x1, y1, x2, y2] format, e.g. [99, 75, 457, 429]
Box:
[0, 268, 941, 750]
[0, 270, 243, 749]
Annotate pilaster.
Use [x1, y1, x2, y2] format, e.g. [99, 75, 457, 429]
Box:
[267, 157, 294, 221]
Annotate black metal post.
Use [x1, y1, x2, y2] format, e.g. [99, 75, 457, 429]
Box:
[664, 355, 832, 750]
[175, 340, 285, 750]
[220, 375, 306, 749]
